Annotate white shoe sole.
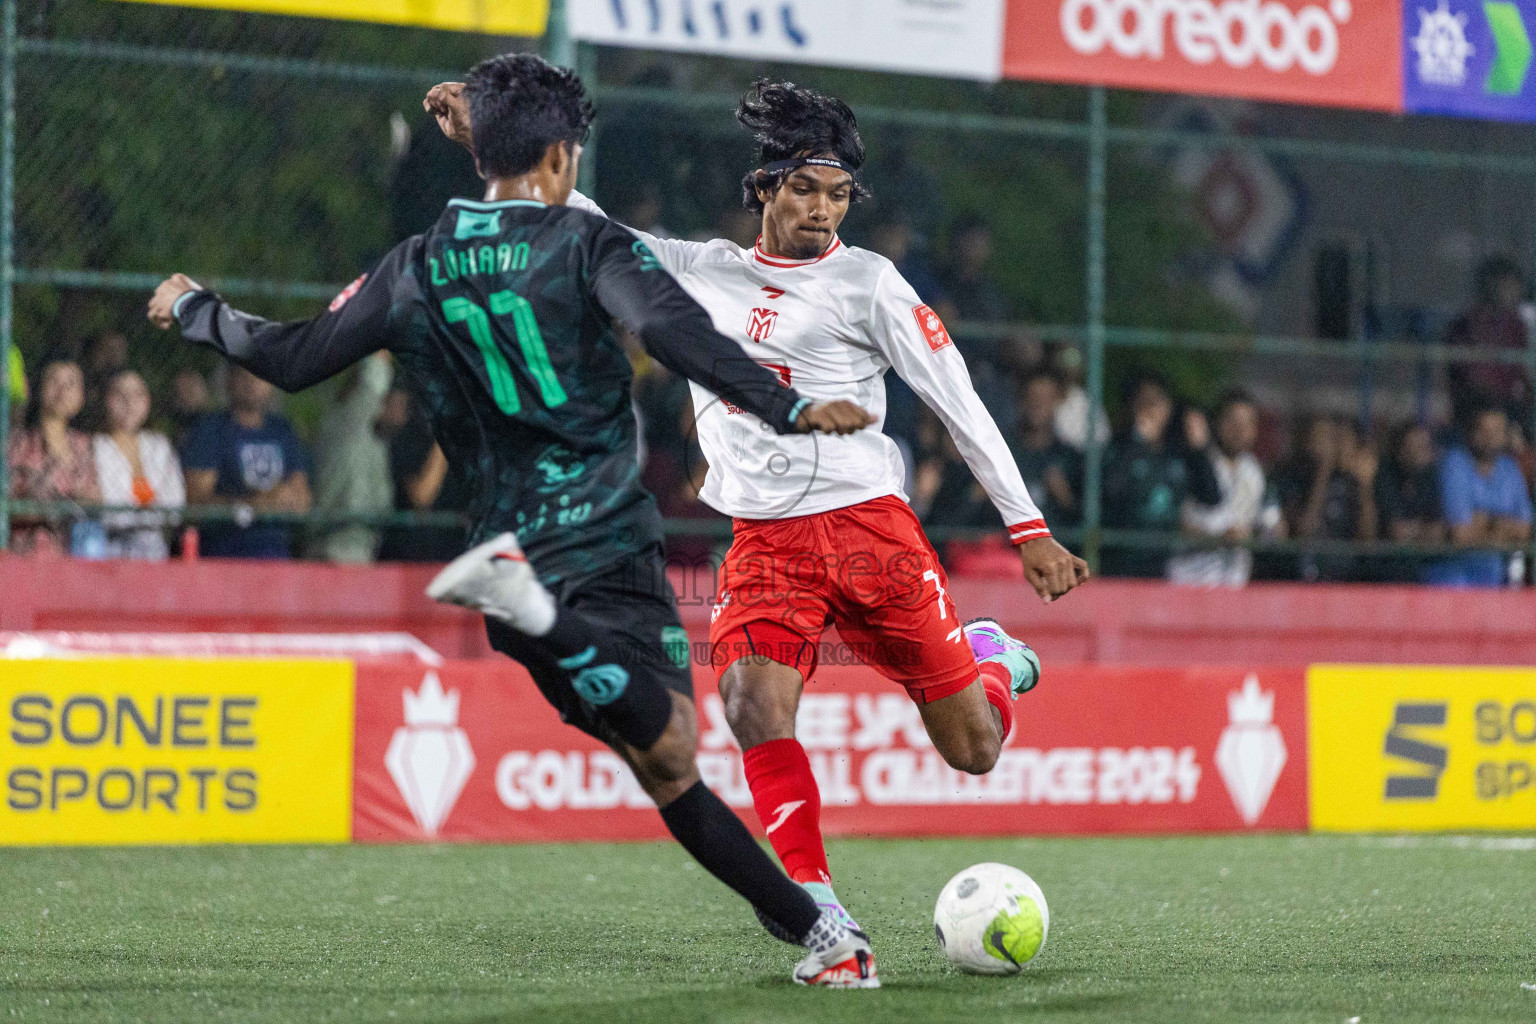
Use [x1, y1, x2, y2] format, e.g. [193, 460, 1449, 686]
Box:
[425, 533, 525, 606]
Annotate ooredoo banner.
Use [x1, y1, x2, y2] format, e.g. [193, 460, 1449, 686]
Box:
[0, 658, 355, 845]
[1004, 0, 1403, 110]
[352, 661, 1308, 842]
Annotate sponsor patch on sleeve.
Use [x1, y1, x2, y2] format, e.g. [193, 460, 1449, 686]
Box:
[912, 304, 953, 353]
[329, 274, 367, 312]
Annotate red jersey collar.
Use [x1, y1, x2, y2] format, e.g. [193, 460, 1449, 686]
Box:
[752, 235, 843, 269]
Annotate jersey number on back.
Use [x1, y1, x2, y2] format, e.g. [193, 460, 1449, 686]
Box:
[442, 292, 568, 415]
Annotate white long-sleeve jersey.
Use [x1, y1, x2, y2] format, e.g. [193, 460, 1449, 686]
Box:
[571, 193, 1047, 542]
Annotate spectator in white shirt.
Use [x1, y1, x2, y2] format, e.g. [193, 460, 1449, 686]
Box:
[1168, 390, 1283, 587]
[92, 368, 185, 559]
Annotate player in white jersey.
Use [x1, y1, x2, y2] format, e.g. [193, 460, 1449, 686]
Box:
[427, 78, 1089, 979]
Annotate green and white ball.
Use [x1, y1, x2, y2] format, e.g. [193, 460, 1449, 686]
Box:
[933, 862, 1050, 975]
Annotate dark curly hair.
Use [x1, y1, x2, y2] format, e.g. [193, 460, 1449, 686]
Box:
[737, 79, 872, 214]
[465, 53, 594, 179]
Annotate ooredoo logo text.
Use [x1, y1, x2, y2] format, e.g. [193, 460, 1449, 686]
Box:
[1060, 0, 1355, 75]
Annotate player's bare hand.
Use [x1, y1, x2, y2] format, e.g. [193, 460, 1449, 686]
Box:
[146, 274, 202, 329]
[1018, 536, 1090, 604]
[796, 400, 876, 435]
[424, 82, 473, 148]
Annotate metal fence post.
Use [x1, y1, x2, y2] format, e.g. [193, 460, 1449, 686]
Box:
[545, 0, 574, 68]
[1083, 87, 1108, 571]
[0, 0, 15, 551]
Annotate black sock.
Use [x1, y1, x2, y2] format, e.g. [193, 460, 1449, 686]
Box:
[658, 780, 822, 943]
[538, 605, 673, 749]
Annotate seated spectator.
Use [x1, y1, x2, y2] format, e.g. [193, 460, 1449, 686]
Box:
[1167, 390, 1283, 588]
[167, 368, 212, 448]
[1425, 404, 1532, 587]
[1275, 414, 1378, 581]
[8, 343, 27, 431]
[913, 408, 994, 533]
[92, 369, 185, 560]
[1375, 423, 1445, 582]
[1446, 255, 1530, 428]
[1050, 344, 1109, 452]
[1010, 371, 1081, 529]
[306, 353, 394, 564]
[181, 366, 311, 559]
[1101, 375, 1219, 578]
[78, 330, 130, 433]
[377, 387, 467, 563]
[6, 359, 100, 556]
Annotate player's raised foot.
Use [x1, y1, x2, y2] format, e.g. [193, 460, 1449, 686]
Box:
[425, 533, 556, 635]
[793, 913, 879, 989]
[963, 618, 1041, 697]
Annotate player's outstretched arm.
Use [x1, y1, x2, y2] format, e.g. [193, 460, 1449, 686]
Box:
[588, 226, 873, 436]
[145, 242, 413, 393]
[865, 264, 1088, 602]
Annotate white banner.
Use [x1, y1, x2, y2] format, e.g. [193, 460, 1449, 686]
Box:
[570, 0, 1006, 81]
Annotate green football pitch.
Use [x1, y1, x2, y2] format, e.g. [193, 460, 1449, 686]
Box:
[2, 834, 1533, 1023]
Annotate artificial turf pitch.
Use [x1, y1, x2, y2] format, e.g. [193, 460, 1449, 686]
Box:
[2, 834, 1532, 1023]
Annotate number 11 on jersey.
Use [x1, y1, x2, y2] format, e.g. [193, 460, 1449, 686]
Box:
[442, 290, 567, 416]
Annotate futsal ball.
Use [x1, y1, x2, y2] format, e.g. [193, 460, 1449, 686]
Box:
[933, 862, 1050, 975]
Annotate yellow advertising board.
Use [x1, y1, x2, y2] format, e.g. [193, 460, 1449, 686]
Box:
[0, 659, 354, 845]
[113, 0, 549, 36]
[1309, 664, 1536, 831]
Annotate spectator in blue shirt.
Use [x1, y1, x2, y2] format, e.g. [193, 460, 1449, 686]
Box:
[1427, 404, 1532, 587]
[181, 366, 312, 558]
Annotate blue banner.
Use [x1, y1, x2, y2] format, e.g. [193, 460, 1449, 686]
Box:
[1403, 0, 1536, 121]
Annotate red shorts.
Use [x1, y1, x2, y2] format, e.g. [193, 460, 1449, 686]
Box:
[709, 495, 979, 704]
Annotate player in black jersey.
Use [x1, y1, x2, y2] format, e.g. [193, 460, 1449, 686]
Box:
[147, 53, 879, 986]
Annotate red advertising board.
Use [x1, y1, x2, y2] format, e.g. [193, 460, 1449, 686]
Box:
[1004, 0, 1402, 111]
[353, 661, 1308, 842]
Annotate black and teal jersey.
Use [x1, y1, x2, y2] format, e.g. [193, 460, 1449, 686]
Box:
[174, 196, 809, 582]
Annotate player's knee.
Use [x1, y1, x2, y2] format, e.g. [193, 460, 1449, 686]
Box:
[639, 700, 699, 785]
[936, 729, 1001, 775]
[719, 659, 799, 747]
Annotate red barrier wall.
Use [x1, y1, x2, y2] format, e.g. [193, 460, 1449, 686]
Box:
[4, 555, 1536, 665]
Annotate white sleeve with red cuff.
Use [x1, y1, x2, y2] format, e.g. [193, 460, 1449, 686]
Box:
[866, 264, 1050, 545]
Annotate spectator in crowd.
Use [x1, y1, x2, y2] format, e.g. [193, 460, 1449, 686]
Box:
[1050, 344, 1108, 452]
[166, 368, 212, 448]
[936, 215, 1011, 327]
[1275, 414, 1378, 581]
[93, 368, 185, 560]
[913, 407, 994, 533]
[870, 213, 944, 307]
[1375, 422, 1445, 582]
[7, 344, 27, 431]
[1010, 370, 1081, 529]
[377, 387, 467, 563]
[181, 366, 311, 558]
[1101, 374, 1219, 578]
[77, 331, 131, 433]
[1446, 255, 1531, 427]
[6, 359, 100, 556]
[1167, 390, 1283, 587]
[1425, 403, 1532, 587]
[306, 353, 394, 564]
